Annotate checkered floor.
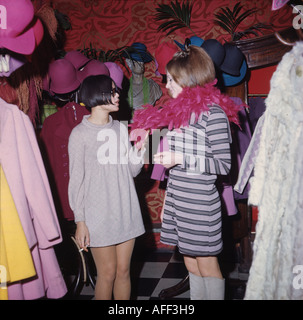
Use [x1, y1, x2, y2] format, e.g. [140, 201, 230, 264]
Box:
[61, 248, 247, 300]
[130, 250, 190, 300]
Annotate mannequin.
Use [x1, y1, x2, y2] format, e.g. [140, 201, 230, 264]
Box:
[125, 42, 162, 114]
[126, 58, 162, 112]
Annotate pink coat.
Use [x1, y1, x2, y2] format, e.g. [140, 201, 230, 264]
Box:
[0, 99, 67, 299]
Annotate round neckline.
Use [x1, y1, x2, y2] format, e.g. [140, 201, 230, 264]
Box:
[82, 114, 114, 129]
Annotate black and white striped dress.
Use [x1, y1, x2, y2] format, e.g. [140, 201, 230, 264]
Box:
[160, 105, 232, 256]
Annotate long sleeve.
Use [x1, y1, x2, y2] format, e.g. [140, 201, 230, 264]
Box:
[120, 122, 145, 177]
[204, 106, 232, 175]
[128, 143, 146, 177]
[0, 102, 63, 249]
[178, 106, 232, 175]
[68, 128, 86, 222]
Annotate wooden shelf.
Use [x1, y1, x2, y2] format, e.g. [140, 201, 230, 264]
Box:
[233, 27, 299, 69]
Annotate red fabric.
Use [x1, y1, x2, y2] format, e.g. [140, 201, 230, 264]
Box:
[251, 206, 259, 233]
[40, 102, 90, 220]
[38, 0, 293, 99]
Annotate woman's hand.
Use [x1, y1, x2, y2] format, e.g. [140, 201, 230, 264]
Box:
[130, 129, 149, 150]
[135, 129, 149, 150]
[154, 151, 183, 169]
[75, 221, 90, 252]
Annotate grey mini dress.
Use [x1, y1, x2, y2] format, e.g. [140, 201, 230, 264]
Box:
[68, 115, 145, 247]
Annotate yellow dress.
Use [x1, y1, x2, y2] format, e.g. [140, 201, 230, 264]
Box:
[0, 166, 36, 300]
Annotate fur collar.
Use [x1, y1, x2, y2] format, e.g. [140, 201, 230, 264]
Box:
[130, 80, 243, 132]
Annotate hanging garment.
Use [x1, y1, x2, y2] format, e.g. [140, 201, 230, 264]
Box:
[244, 42, 303, 300]
[40, 102, 90, 220]
[230, 98, 252, 200]
[0, 166, 36, 300]
[0, 99, 67, 299]
[247, 97, 266, 133]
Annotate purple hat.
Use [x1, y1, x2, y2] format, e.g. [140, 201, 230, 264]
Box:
[104, 62, 124, 89]
[0, 0, 43, 55]
[64, 50, 91, 70]
[77, 60, 110, 82]
[49, 59, 81, 94]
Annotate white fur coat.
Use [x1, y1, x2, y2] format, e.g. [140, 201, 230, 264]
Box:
[245, 42, 303, 300]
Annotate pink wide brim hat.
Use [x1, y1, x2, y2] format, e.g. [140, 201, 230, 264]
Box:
[64, 50, 91, 70]
[49, 59, 81, 94]
[77, 59, 110, 82]
[0, 0, 44, 55]
[104, 62, 124, 89]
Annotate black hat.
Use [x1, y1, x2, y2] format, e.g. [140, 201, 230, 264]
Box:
[201, 39, 225, 67]
[220, 43, 244, 76]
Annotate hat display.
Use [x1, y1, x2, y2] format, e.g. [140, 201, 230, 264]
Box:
[155, 41, 178, 74]
[104, 62, 124, 89]
[220, 43, 244, 76]
[77, 59, 109, 83]
[124, 42, 153, 63]
[64, 50, 91, 70]
[174, 35, 204, 50]
[49, 59, 81, 94]
[162, 34, 248, 87]
[222, 59, 248, 87]
[201, 39, 225, 68]
[0, 0, 44, 55]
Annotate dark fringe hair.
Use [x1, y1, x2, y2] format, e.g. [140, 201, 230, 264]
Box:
[79, 74, 116, 110]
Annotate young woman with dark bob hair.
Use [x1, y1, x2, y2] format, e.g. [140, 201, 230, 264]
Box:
[68, 74, 146, 300]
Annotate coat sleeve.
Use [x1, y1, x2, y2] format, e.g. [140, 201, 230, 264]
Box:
[68, 128, 86, 222]
[5, 104, 63, 248]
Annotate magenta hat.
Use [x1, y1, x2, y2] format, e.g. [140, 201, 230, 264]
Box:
[104, 62, 124, 89]
[77, 59, 110, 82]
[49, 59, 81, 94]
[64, 50, 91, 70]
[0, 0, 42, 55]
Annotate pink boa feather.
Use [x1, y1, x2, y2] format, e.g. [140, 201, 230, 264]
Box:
[129, 80, 245, 140]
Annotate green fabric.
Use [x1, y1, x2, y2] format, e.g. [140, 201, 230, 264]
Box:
[128, 76, 150, 111]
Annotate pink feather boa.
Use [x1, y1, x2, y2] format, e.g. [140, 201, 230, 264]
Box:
[130, 81, 244, 137]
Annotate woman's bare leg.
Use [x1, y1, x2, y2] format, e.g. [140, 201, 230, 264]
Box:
[113, 238, 135, 300]
[184, 255, 222, 278]
[90, 246, 117, 300]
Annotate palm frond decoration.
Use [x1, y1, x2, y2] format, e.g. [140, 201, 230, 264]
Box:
[80, 44, 131, 72]
[154, 0, 196, 36]
[214, 2, 272, 41]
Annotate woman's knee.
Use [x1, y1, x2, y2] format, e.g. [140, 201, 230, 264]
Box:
[184, 255, 200, 276]
[116, 263, 130, 280]
[99, 263, 117, 282]
[197, 256, 222, 278]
